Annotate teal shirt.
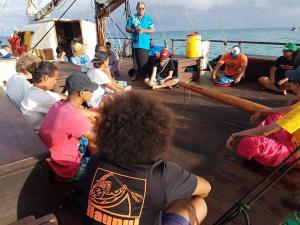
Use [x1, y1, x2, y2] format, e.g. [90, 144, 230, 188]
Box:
[126, 13, 155, 50]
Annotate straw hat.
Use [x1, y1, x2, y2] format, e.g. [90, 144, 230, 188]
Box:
[72, 42, 87, 56]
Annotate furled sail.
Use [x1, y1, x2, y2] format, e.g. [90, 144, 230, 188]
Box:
[26, 0, 64, 21]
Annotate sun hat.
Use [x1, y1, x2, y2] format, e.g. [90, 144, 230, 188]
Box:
[65, 74, 98, 94]
[231, 46, 241, 56]
[282, 42, 299, 52]
[72, 42, 87, 56]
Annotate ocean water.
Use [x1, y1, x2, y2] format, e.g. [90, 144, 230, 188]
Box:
[108, 27, 300, 59]
[1, 27, 299, 59]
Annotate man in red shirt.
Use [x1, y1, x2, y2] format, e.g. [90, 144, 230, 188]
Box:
[212, 46, 248, 85]
[39, 74, 99, 181]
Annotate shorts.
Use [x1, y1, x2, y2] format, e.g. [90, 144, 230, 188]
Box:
[162, 213, 190, 225]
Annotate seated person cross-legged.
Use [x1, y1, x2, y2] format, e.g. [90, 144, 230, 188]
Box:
[211, 46, 248, 86]
[144, 49, 179, 90]
[106, 41, 120, 77]
[87, 51, 131, 108]
[258, 42, 298, 95]
[226, 72, 300, 168]
[83, 92, 211, 225]
[39, 74, 100, 182]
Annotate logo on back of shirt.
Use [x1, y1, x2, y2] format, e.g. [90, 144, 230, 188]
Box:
[280, 64, 294, 70]
[87, 167, 146, 225]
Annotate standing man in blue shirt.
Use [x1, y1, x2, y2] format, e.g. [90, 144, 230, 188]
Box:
[126, 1, 155, 80]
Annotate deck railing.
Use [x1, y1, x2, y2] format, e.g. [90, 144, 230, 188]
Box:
[170, 39, 300, 54]
[107, 37, 300, 55]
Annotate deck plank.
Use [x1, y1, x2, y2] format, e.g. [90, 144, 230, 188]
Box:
[55, 58, 300, 225]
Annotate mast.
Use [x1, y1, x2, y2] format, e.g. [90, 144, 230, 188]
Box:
[94, 0, 126, 45]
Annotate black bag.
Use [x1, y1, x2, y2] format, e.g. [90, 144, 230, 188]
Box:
[128, 68, 135, 77]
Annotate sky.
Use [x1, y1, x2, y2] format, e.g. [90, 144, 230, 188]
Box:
[0, 0, 299, 36]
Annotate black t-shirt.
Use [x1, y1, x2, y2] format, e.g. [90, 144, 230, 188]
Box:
[293, 50, 300, 66]
[153, 59, 176, 79]
[273, 56, 295, 80]
[83, 155, 197, 225]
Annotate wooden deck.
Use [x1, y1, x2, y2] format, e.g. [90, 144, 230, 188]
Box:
[0, 88, 54, 224]
[55, 58, 299, 225]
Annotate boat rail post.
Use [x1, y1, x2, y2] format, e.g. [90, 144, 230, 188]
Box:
[171, 39, 175, 54]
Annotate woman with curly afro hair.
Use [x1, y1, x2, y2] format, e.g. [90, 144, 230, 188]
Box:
[83, 91, 211, 225]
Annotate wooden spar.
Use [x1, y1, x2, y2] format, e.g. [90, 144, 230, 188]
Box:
[95, 0, 126, 45]
[178, 82, 271, 114]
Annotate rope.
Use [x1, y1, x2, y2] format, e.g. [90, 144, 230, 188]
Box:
[183, 2, 195, 34]
[215, 0, 228, 49]
[152, 2, 164, 42]
[106, 17, 114, 45]
[32, 0, 78, 50]
[123, 0, 131, 19]
[158, 1, 167, 42]
[109, 14, 123, 57]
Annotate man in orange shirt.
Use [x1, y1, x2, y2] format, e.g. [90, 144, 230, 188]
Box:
[211, 46, 248, 85]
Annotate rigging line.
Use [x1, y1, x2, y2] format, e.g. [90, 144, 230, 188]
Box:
[106, 7, 112, 44]
[152, 1, 164, 43]
[108, 16, 129, 40]
[183, 3, 191, 34]
[106, 18, 114, 46]
[186, 0, 196, 30]
[158, 0, 167, 41]
[107, 7, 115, 46]
[215, 0, 228, 49]
[110, 13, 122, 55]
[32, 0, 78, 50]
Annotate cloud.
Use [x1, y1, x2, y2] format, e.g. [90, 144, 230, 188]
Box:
[0, 0, 300, 36]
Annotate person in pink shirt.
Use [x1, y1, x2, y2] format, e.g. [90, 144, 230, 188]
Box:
[39, 74, 99, 181]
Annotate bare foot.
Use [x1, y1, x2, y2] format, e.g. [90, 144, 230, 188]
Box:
[283, 89, 287, 96]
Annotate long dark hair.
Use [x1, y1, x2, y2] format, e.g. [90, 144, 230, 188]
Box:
[96, 92, 174, 164]
[28, 61, 57, 83]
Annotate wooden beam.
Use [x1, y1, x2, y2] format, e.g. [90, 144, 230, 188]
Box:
[178, 82, 271, 114]
[96, 0, 126, 17]
[95, 0, 126, 45]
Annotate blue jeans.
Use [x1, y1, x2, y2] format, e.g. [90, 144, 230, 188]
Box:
[162, 213, 190, 225]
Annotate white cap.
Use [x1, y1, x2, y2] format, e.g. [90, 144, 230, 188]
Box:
[0, 49, 8, 57]
[231, 46, 241, 56]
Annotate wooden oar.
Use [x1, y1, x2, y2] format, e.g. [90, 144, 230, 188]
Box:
[178, 82, 271, 114]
